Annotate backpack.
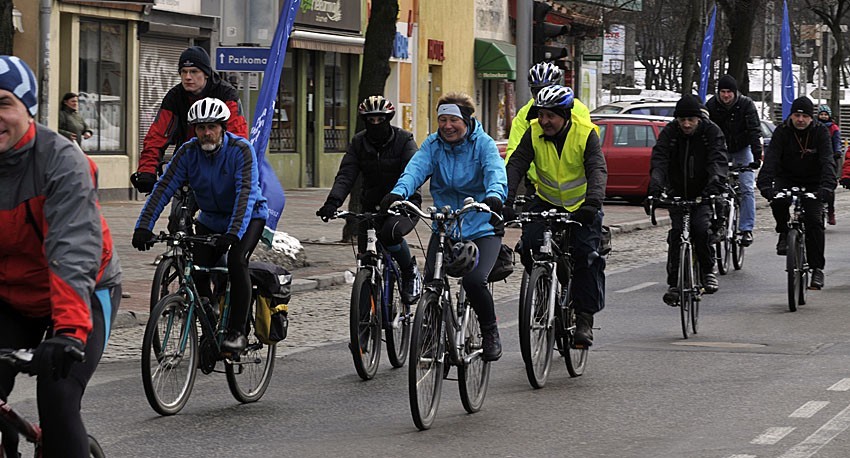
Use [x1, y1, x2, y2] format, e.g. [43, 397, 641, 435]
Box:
[249, 261, 292, 345]
[487, 244, 515, 283]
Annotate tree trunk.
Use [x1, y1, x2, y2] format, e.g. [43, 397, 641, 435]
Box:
[680, 3, 702, 95]
[829, 28, 845, 124]
[0, 0, 13, 55]
[342, 0, 399, 242]
[720, 0, 763, 94]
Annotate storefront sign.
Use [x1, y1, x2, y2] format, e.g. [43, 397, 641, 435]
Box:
[215, 47, 271, 72]
[428, 39, 445, 61]
[392, 31, 410, 60]
[153, 0, 200, 15]
[295, 0, 361, 34]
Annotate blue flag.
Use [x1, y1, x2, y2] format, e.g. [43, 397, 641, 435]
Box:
[698, 5, 717, 102]
[781, 0, 795, 119]
[249, 0, 301, 242]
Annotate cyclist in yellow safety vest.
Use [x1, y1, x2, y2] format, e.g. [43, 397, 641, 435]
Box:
[503, 85, 608, 347]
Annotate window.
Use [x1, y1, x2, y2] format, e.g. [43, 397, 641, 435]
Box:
[613, 124, 657, 147]
[597, 124, 607, 144]
[270, 51, 296, 152]
[78, 20, 126, 154]
[324, 53, 350, 152]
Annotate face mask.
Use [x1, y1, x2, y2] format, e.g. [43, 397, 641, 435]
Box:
[365, 121, 392, 144]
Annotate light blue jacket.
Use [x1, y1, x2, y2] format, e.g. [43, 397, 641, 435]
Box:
[392, 118, 507, 241]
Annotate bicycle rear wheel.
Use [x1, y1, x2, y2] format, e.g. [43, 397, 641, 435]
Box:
[458, 306, 490, 413]
[226, 295, 276, 403]
[786, 230, 801, 312]
[408, 291, 444, 430]
[691, 262, 700, 335]
[731, 203, 745, 270]
[678, 244, 694, 339]
[350, 269, 382, 380]
[519, 265, 555, 388]
[141, 294, 198, 416]
[150, 256, 181, 311]
[384, 268, 410, 369]
[798, 232, 808, 306]
[88, 435, 105, 458]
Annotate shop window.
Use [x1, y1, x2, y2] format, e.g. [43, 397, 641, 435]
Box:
[324, 53, 349, 152]
[270, 51, 296, 152]
[78, 20, 126, 154]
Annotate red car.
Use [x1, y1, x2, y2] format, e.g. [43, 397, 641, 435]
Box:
[591, 114, 669, 203]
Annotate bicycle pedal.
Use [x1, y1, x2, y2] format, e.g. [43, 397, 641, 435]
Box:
[807, 285, 822, 290]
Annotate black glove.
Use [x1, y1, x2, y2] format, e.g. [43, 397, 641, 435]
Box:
[130, 171, 157, 194]
[647, 182, 664, 199]
[759, 186, 775, 201]
[483, 196, 503, 226]
[573, 204, 599, 226]
[748, 159, 761, 169]
[819, 187, 833, 203]
[215, 233, 239, 250]
[502, 204, 517, 223]
[379, 193, 404, 213]
[316, 204, 337, 222]
[33, 335, 84, 380]
[840, 177, 850, 189]
[131, 228, 155, 251]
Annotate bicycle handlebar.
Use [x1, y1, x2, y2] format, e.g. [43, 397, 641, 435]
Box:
[772, 187, 818, 200]
[0, 349, 35, 375]
[646, 194, 720, 226]
[390, 198, 503, 222]
[152, 231, 217, 247]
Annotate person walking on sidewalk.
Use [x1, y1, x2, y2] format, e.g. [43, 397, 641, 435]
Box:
[817, 104, 842, 225]
[57, 92, 92, 148]
[649, 94, 728, 305]
[757, 96, 835, 290]
[132, 98, 268, 353]
[706, 74, 762, 246]
[316, 96, 422, 305]
[381, 92, 507, 361]
[503, 85, 607, 348]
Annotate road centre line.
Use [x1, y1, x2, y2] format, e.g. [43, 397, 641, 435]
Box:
[751, 427, 796, 445]
[778, 402, 850, 458]
[827, 378, 850, 391]
[726, 455, 756, 458]
[614, 281, 657, 293]
[789, 401, 829, 418]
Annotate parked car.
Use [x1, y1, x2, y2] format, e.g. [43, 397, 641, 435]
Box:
[592, 99, 678, 118]
[591, 114, 669, 203]
[496, 139, 508, 158]
[760, 119, 776, 149]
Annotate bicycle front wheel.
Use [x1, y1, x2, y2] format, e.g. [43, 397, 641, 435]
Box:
[350, 269, 382, 380]
[385, 269, 410, 368]
[563, 295, 589, 377]
[88, 435, 105, 458]
[226, 295, 276, 403]
[408, 291, 445, 430]
[141, 294, 198, 416]
[786, 230, 801, 312]
[458, 306, 490, 413]
[715, 239, 730, 275]
[519, 265, 555, 388]
[731, 203, 745, 270]
[797, 232, 808, 306]
[678, 244, 694, 339]
[150, 256, 181, 311]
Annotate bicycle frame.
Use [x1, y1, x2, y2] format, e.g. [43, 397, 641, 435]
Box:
[527, 212, 578, 338]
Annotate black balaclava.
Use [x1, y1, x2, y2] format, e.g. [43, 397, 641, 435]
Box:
[365, 118, 393, 145]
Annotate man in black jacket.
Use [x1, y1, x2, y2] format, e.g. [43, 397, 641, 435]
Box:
[316, 96, 422, 304]
[756, 97, 835, 289]
[706, 74, 763, 246]
[649, 94, 728, 305]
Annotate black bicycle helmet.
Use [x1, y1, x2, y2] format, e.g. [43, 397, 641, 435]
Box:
[445, 241, 479, 278]
[358, 95, 396, 122]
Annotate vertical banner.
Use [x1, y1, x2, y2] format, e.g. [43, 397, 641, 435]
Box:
[781, 0, 794, 119]
[698, 5, 717, 102]
[249, 0, 301, 242]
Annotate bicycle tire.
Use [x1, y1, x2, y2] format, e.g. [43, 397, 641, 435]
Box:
[786, 230, 800, 312]
[519, 266, 555, 388]
[731, 202, 745, 270]
[385, 266, 410, 369]
[350, 269, 382, 380]
[562, 286, 589, 377]
[141, 294, 198, 416]
[149, 256, 181, 311]
[691, 261, 700, 335]
[226, 295, 276, 403]
[458, 306, 490, 413]
[715, 239, 730, 275]
[408, 291, 444, 430]
[678, 244, 693, 339]
[88, 435, 105, 458]
[798, 232, 808, 306]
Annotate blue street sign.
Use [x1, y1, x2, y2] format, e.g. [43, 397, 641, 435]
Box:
[215, 47, 271, 72]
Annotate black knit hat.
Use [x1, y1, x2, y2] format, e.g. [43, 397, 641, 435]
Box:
[178, 46, 212, 77]
[789, 97, 814, 117]
[674, 94, 703, 118]
[717, 74, 737, 93]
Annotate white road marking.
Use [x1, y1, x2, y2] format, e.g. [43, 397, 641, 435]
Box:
[726, 455, 757, 458]
[751, 427, 796, 445]
[614, 281, 657, 293]
[827, 378, 850, 391]
[778, 403, 850, 458]
[789, 401, 829, 418]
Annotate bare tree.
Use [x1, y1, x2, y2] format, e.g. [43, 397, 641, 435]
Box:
[0, 0, 13, 55]
[806, 0, 850, 124]
[633, 0, 690, 91]
[716, 0, 765, 94]
[681, 2, 703, 95]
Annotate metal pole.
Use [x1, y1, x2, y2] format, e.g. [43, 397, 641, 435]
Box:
[38, 0, 51, 125]
[516, 0, 531, 104]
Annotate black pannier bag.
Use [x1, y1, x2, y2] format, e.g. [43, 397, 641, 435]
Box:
[249, 261, 292, 345]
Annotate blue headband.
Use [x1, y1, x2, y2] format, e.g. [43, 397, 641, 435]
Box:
[0, 56, 38, 117]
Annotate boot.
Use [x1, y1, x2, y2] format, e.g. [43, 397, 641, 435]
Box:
[400, 257, 421, 305]
[811, 268, 825, 289]
[221, 330, 247, 354]
[740, 231, 753, 247]
[702, 272, 719, 294]
[481, 323, 502, 362]
[663, 286, 679, 306]
[574, 312, 594, 347]
[828, 208, 836, 225]
[776, 232, 787, 256]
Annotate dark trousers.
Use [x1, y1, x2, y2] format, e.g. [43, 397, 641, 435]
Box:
[519, 197, 606, 315]
[667, 205, 715, 286]
[424, 234, 501, 327]
[0, 285, 121, 458]
[193, 219, 265, 333]
[770, 197, 826, 269]
[356, 215, 419, 265]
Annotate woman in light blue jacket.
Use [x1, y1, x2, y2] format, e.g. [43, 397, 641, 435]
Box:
[380, 92, 507, 361]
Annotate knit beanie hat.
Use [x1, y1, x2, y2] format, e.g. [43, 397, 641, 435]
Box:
[789, 97, 814, 117]
[717, 74, 737, 93]
[0, 56, 38, 117]
[674, 94, 703, 118]
[178, 46, 213, 77]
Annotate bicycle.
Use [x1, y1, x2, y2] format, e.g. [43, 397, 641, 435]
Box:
[714, 164, 753, 274]
[774, 188, 816, 312]
[326, 211, 414, 380]
[649, 195, 711, 339]
[148, 184, 196, 311]
[507, 198, 588, 389]
[141, 232, 276, 416]
[392, 198, 496, 431]
[0, 349, 105, 458]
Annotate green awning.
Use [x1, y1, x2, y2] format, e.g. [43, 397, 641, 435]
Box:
[474, 39, 516, 80]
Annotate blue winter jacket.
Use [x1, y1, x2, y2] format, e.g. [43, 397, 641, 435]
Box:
[392, 118, 507, 241]
[136, 131, 269, 238]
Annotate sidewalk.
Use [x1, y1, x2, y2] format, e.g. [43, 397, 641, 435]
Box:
[103, 189, 665, 325]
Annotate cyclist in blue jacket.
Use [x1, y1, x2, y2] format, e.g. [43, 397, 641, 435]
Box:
[132, 97, 268, 353]
[381, 92, 508, 361]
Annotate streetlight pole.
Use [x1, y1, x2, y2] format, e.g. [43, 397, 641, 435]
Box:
[516, 0, 532, 104]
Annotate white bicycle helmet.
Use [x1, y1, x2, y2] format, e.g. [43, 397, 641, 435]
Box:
[534, 85, 574, 109]
[188, 97, 231, 125]
[528, 62, 564, 89]
[358, 95, 396, 121]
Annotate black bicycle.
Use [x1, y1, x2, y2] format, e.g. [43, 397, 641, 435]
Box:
[774, 188, 816, 312]
[325, 211, 415, 380]
[715, 164, 753, 274]
[148, 184, 195, 310]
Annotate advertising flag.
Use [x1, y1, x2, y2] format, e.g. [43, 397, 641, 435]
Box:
[698, 5, 717, 102]
[781, 0, 795, 119]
